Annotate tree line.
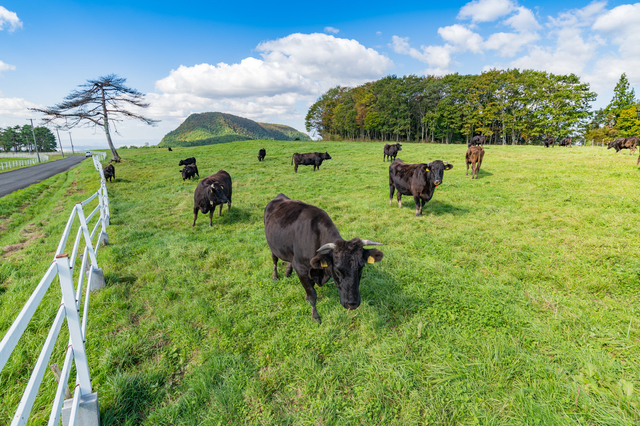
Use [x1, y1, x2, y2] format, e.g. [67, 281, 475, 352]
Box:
[0, 125, 58, 153]
[305, 69, 598, 145]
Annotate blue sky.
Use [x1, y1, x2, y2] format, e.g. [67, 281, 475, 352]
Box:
[1, 0, 639, 149]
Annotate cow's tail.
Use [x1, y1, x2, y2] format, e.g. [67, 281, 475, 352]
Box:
[291, 154, 295, 165]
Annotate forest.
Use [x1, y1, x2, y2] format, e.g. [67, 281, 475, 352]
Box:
[305, 69, 639, 145]
[0, 125, 58, 153]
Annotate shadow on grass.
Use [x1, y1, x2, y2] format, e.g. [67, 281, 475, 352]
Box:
[110, 178, 131, 183]
[316, 266, 426, 329]
[105, 272, 138, 287]
[400, 200, 470, 216]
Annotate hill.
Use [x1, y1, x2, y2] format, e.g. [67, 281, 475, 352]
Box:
[158, 112, 311, 147]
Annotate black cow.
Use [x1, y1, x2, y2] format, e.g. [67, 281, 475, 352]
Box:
[192, 170, 232, 227]
[181, 164, 199, 181]
[465, 146, 484, 179]
[468, 135, 485, 147]
[104, 164, 115, 182]
[291, 152, 332, 173]
[543, 136, 556, 148]
[558, 137, 572, 147]
[609, 137, 638, 154]
[168, 147, 173, 151]
[264, 193, 384, 323]
[258, 148, 266, 162]
[179, 157, 196, 166]
[389, 159, 453, 216]
[383, 143, 402, 162]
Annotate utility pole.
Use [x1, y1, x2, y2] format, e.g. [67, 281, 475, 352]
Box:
[28, 119, 42, 163]
[55, 128, 65, 158]
[68, 132, 75, 154]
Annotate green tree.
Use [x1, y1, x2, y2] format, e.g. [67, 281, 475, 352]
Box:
[615, 106, 640, 136]
[605, 73, 636, 127]
[31, 74, 159, 162]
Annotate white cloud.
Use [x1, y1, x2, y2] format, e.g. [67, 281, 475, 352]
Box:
[151, 33, 392, 126]
[0, 60, 15, 73]
[438, 25, 483, 54]
[324, 26, 339, 34]
[0, 6, 21, 32]
[457, 0, 516, 23]
[504, 7, 540, 32]
[0, 97, 41, 118]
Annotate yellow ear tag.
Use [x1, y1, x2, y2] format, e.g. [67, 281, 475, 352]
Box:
[425, 168, 429, 172]
[367, 256, 375, 264]
[321, 260, 328, 267]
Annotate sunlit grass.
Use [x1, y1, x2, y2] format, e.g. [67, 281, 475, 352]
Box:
[1, 141, 639, 425]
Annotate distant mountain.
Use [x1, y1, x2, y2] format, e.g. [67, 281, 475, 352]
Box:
[158, 112, 311, 147]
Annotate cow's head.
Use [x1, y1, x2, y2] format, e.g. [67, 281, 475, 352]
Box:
[310, 238, 383, 310]
[423, 160, 453, 186]
[322, 152, 332, 160]
[207, 182, 228, 205]
[396, 143, 402, 150]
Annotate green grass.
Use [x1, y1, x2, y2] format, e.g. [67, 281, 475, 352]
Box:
[1, 141, 639, 425]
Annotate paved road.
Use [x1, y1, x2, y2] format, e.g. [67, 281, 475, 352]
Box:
[0, 155, 88, 198]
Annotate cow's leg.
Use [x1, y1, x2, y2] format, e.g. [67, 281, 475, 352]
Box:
[299, 274, 321, 324]
[294, 163, 298, 173]
[209, 209, 214, 227]
[218, 203, 223, 217]
[271, 254, 279, 280]
[285, 262, 293, 277]
[389, 184, 395, 206]
[192, 208, 199, 226]
[227, 201, 231, 212]
[414, 195, 423, 216]
[466, 161, 470, 175]
[397, 192, 402, 209]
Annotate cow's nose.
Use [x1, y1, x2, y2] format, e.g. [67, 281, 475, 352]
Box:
[345, 302, 360, 310]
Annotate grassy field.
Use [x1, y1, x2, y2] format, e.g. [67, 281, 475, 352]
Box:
[0, 141, 639, 425]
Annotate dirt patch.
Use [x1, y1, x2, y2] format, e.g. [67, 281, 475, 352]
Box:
[0, 216, 10, 233]
[1, 223, 46, 259]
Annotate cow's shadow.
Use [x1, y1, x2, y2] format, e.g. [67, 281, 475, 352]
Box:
[193, 206, 252, 227]
[110, 178, 131, 183]
[315, 267, 425, 329]
[395, 199, 468, 216]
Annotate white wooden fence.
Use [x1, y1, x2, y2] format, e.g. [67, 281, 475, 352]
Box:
[1, 156, 50, 170]
[0, 155, 110, 426]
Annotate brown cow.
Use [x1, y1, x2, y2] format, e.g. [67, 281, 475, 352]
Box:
[465, 146, 484, 179]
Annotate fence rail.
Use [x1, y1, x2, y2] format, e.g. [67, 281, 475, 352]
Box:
[0, 155, 110, 426]
[0, 156, 50, 170]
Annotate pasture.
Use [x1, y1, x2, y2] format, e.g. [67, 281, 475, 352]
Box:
[0, 141, 639, 425]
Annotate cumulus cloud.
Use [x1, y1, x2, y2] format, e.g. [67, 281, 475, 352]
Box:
[152, 33, 392, 125]
[0, 6, 21, 32]
[324, 26, 339, 34]
[457, 0, 516, 23]
[0, 97, 41, 118]
[438, 25, 484, 54]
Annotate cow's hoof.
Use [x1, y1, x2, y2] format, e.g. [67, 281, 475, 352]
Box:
[272, 273, 278, 281]
[313, 316, 322, 324]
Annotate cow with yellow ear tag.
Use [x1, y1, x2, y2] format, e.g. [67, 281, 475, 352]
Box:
[192, 170, 232, 227]
[264, 193, 384, 324]
[388, 159, 453, 217]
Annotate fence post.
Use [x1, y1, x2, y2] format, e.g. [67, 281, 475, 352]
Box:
[55, 254, 100, 426]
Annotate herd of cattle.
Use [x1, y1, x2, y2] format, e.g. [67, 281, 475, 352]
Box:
[97, 140, 635, 322]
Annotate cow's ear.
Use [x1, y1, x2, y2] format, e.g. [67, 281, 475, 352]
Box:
[422, 164, 430, 172]
[363, 248, 384, 264]
[310, 252, 333, 269]
[444, 162, 453, 170]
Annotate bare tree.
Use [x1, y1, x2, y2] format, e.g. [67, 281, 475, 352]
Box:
[30, 74, 159, 162]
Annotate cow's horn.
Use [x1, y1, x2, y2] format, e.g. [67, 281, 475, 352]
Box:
[360, 239, 383, 246]
[316, 243, 336, 252]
